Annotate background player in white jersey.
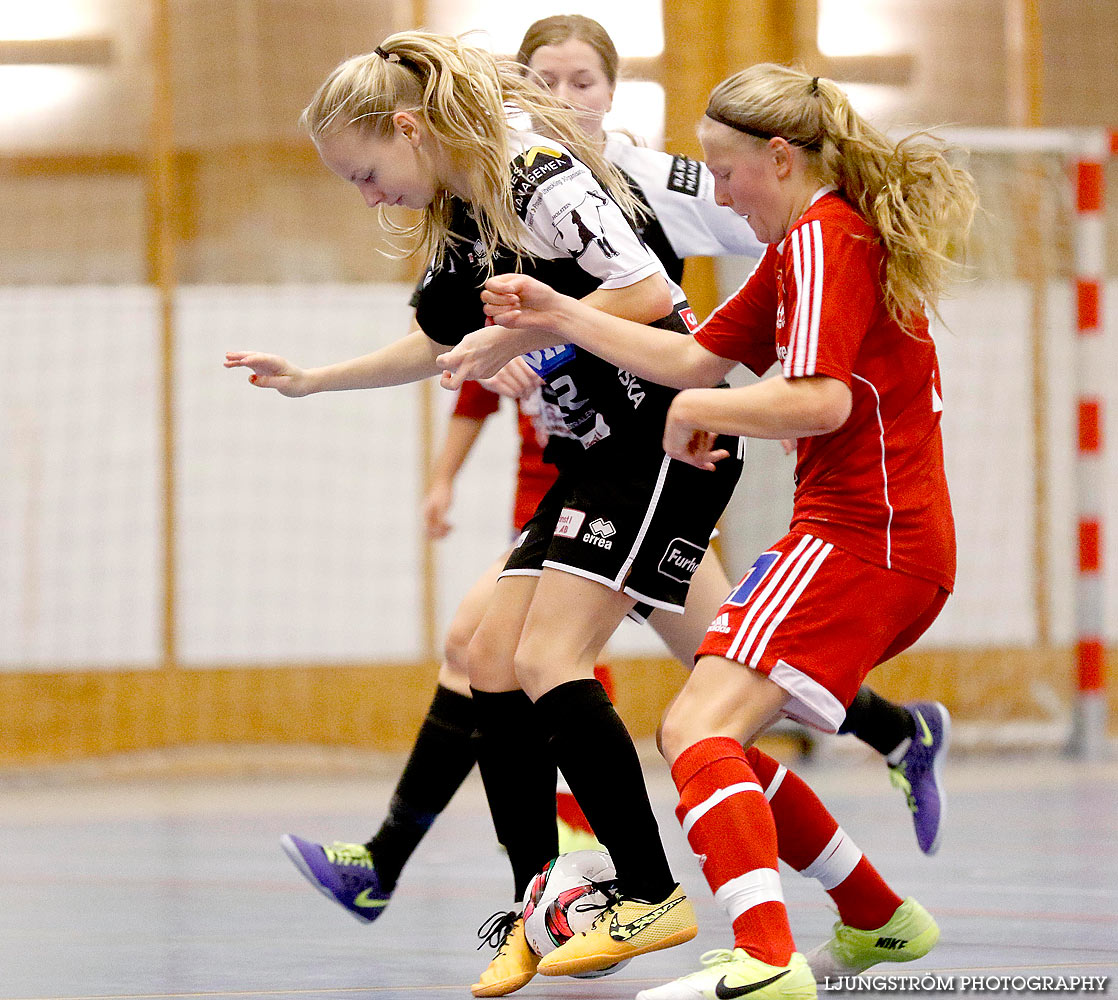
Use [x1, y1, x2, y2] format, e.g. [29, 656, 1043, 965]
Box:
[224, 31, 743, 997]
[454, 63, 978, 999]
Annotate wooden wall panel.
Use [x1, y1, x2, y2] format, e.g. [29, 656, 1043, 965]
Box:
[2, 648, 1113, 769]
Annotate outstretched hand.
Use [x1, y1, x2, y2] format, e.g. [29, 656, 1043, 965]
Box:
[224, 352, 313, 397]
[436, 323, 522, 391]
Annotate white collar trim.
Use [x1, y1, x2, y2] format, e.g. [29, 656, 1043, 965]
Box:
[777, 186, 838, 253]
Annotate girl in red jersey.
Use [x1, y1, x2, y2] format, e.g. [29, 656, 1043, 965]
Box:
[454, 63, 977, 999]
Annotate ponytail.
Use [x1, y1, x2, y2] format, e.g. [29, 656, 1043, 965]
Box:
[706, 64, 977, 330]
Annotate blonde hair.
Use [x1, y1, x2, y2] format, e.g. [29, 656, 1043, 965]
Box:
[706, 63, 978, 330]
[301, 30, 642, 272]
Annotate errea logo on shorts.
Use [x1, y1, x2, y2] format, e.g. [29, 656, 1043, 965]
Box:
[582, 518, 616, 549]
[554, 508, 587, 539]
[658, 537, 705, 583]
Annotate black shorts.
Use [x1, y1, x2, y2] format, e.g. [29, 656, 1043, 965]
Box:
[500, 436, 744, 622]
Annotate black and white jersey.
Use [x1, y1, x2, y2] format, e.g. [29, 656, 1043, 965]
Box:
[415, 131, 688, 469]
[606, 135, 764, 284]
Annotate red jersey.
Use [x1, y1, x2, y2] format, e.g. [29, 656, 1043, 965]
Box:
[453, 380, 558, 531]
[694, 191, 955, 591]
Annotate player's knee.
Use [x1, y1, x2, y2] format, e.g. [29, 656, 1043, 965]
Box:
[510, 642, 549, 698]
[464, 626, 510, 689]
[658, 697, 703, 766]
[442, 616, 474, 679]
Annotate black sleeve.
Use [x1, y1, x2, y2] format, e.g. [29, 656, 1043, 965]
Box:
[415, 243, 602, 349]
[413, 261, 487, 347]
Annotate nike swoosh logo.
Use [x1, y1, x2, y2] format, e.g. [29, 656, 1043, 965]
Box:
[354, 889, 388, 908]
[714, 969, 791, 998]
[609, 896, 684, 941]
[915, 710, 934, 747]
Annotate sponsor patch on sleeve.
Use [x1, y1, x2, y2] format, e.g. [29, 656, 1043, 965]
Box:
[550, 191, 621, 261]
[522, 344, 576, 376]
[666, 155, 702, 197]
[511, 146, 576, 217]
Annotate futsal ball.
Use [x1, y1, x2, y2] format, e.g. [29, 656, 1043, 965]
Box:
[521, 849, 631, 979]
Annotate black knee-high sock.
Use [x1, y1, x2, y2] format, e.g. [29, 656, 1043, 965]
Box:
[838, 686, 915, 757]
[535, 678, 674, 903]
[366, 685, 478, 891]
[470, 687, 559, 902]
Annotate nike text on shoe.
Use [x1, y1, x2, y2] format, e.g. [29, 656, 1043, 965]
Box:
[536, 882, 697, 977]
[805, 897, 939, 982]
[636, 949, 816, 1000]
[888, 701, 951, 855]
[471, 911, 540, 997]
[280, 834, 391, 923]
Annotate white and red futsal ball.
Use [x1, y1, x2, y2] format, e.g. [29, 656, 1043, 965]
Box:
[520, 849, 631, 979]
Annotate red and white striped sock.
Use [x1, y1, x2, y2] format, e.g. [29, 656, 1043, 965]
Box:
[745, 746, 902, 930]
[672, 737, 795, 965]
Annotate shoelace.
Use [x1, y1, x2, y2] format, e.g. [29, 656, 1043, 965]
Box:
[698, 949, 738, 968]
[888, 766, 918, 813]
[324, 842, 375, 867]
[476, 910, 519, 951]
[576, 878, 621, 929]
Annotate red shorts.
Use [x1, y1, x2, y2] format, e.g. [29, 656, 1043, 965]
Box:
[695, 531, 949, 733]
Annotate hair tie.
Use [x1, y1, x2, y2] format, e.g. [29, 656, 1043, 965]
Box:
[810, 76, 820, 95]
[374, 44, 421, 75]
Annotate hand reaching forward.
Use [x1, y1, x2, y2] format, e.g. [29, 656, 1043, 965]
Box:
[224, 352, 314, 397]
[478, 357, 543, 400]
[663, 392, 730, 471]
[480, 273, 567, 331]
[436, 324, 524, 391]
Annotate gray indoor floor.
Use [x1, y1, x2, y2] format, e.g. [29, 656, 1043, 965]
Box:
[2, 743, 1116, 1000]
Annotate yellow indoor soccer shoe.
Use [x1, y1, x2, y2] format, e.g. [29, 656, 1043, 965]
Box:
[805, 897, 939, 982]
[636, 949, 816, 1000]
[537, 882, 697, 978]
[471, 911, 540, 998]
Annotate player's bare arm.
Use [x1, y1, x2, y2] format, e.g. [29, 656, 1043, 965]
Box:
[435, 323, 557, 390]
[225, 329, 445, 395]
[664, 375, 852, 467]
[438, 273, 674, 390]
[481, 273, 736, 390]
[580, 272, 674, 324]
